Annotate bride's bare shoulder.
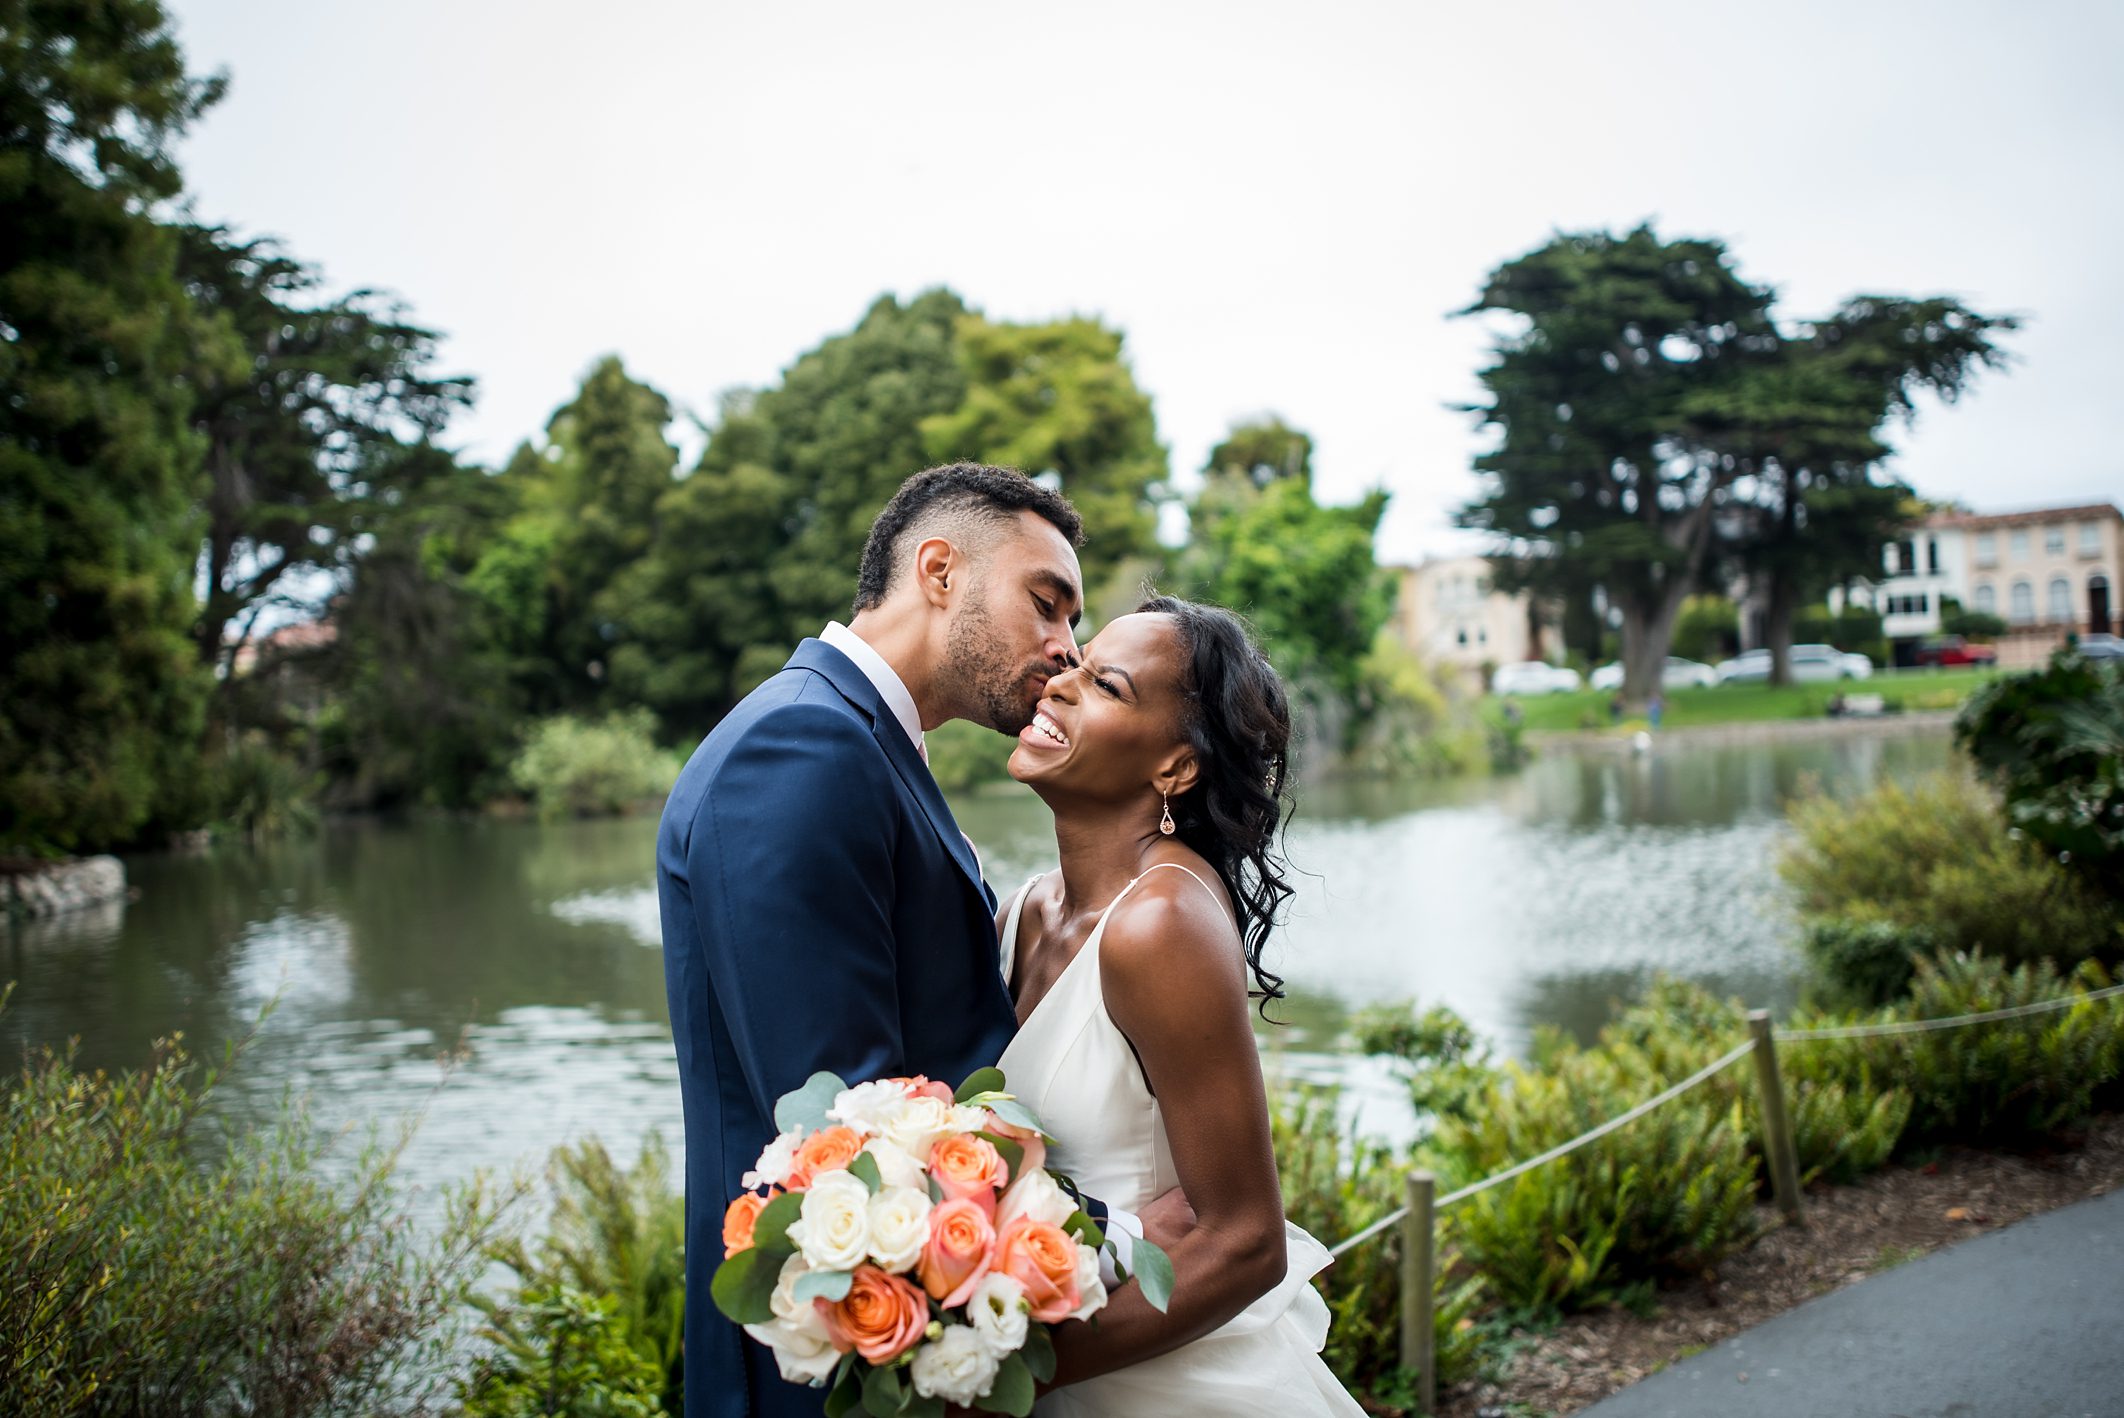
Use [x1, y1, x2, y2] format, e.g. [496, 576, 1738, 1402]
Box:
[1099, 858, 1245, 999]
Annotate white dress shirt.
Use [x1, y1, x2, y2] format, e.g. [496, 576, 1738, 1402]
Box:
[820, 621, 925, 762]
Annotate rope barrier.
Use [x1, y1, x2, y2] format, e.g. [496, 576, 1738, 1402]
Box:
[1775, 980, 2124, 1041]
[1324, 982, 2124, 1258]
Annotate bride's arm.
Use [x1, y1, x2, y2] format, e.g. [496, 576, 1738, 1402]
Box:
[1046, 873, 1289, 1385]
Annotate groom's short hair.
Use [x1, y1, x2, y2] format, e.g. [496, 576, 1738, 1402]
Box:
[852, 463, 1084, 613]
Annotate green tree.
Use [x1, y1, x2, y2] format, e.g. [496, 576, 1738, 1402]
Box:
[1457, 226, 1779, 706]
[0, 0, 223, 853]
[1204, 416, 1314, 488]
[176, 224, 474, 680]
[922, 313, 1167, 600]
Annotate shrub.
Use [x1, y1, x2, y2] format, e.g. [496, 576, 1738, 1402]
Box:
[511, 710, 674, 819]
[480, 1134, 687, 1413]
[1670, 595, 1740, 665]
[1270, 1085, 1486, 1395]
[460, 1286, 667, 1418]
[0, 1002, 515, 1417]
[923, 717, 1017, 794]
[1799, 918, 1943, 1009]
[1780, 771, 2117, 984]
[1957, 648, 2124, 904]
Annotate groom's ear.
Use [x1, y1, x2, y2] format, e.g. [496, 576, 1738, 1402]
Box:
[912, 535, 960, 609]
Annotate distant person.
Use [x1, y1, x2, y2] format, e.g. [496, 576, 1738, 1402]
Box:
[1648, 691, 1664, 731]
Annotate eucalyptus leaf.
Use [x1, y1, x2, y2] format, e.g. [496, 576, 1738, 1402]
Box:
[1130, 1235, 1176, 1313]
[752, 1189, 805, 1252]
[848, 1150, 883, 1194]
[954, 1066, 1005, 1103]
[900, 1391, 946, 1418]
[793, 1268, 855, 1304]
[861, 1362, 905, 1418]
[1062, 1208, 1103, 1247]
[977, 1131, 1025, 1182]
[1021, 1323, 1057, 1384]
[983, 1096, 1051, 1138]
[708, 1245, 781, 1324]
[976, 1352, 1035, 1415]
[775, 1071, 848, 1135]
[824, 1360, 863, 1418]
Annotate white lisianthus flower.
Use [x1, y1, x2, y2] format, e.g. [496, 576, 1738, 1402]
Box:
[880, 1095, 956, 1160]
[942, 1102, 991, 1136]
[996, 1166, 1077, 1230]
[966, 1272, 1030, 1358]
[866, 1185, 934, 1274]
[1069, 1241, 1107, 1320]
[743, 1256, 840, 1385]
[828, 1079, 914, 1137]
[909, 1324, 1001, 1406]
[788, 1171, 870, 1272]
[743, 1130, 801, 1190]
[860, 1137, 927, 1191]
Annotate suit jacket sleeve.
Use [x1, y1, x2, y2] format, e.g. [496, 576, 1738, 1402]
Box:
[686, 699, 907, 1121]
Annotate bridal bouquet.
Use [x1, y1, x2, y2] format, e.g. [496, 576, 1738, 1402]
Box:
[711, 1067, 1173, 1417]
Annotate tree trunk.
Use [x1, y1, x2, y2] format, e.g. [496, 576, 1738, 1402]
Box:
[1618, 583, 1690, 710]
[1764, 566, 1797, 687]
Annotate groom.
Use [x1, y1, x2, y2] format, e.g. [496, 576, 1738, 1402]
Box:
[660, 464, 1159, 1418]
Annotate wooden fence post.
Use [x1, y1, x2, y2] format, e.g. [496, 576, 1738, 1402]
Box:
[1400, 1170, 1437, 1414]
[1748, 1010, 1804, 1225]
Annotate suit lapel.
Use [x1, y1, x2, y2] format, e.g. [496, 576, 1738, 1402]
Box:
[787, 639, 988, 902]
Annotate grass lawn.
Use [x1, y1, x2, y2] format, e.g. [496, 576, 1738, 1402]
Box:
[1491, 665, 2002, 734]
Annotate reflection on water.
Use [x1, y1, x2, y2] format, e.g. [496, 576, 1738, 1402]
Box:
[0, 728, 1952, 1174]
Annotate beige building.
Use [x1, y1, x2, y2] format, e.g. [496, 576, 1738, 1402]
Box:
[1943, 503, 2121, 669]
[1387, 556, 1546, 685]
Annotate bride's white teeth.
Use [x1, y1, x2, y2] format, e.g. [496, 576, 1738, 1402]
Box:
[1033, 710, 1069, 746]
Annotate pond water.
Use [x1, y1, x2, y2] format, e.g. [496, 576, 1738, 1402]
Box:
[0, 728, 1952, 1185]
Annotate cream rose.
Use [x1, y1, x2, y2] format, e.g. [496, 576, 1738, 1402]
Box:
[828, 1079, 915, 1137]
[743, 1130, 800, 1190]
[788, 1171, 870, 1272]
[743, 1256, 840, 1386]
[909, 1324, 1001, 1407]
[880, 1095, 956, 1160]
[1069, 1239, 1107, 1320]
[859, 1137, 927, 1191]
[966, 1271, 1030, 1358]
[996, 1166, 1077, 1231]
[865, 1185, 934, 1274]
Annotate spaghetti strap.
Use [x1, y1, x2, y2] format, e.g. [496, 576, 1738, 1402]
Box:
[1111, 860, 1233, 928]
[998, 873, 1043, 985]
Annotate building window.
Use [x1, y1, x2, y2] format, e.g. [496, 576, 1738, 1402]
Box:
[1927, 538, 1941, 573]
[2045, 526, 2066, 556]
[1976, 532, 1998, 567]
[2048, 578, 2073, 622]
[2010, 580, 2035, 623]
[2011, 529, 2031, 561]
[2084, 522, 2104, 556]
[1456, 629, 1468, 646]
[1974, 583, 1996, 614]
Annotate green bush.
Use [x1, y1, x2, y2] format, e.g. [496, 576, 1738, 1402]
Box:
[0, 998, 515, 1417]
[1270, 1085, 1486, 1396]
[1670, 595, 1740, 665]
[1957, 649, 2124, 904]
[480, 1134, 687, 1413]
[461, 1286, 667, 1418]
[1939, 595, 2007, 640]
[510, 710, 675, 819]
[1799, 918, 1943, 1009]
[923, 716, 1018, 794]
[1781, 771, 2117, 986]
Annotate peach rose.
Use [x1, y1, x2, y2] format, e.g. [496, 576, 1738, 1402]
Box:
[929, 1134, 1008, 1213]
[788, 1125, 863, 1188]
[722, 1189, 776, 1258]
[917, 1197, 997, 1307]
[994, 1217, 1080, 1323]
[887, 1075, 956, 1104]
[816, 1265, 929, 1363]
[981, 1112, 1047, 1178]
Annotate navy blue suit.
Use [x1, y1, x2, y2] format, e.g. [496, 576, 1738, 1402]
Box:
[658, 638, 1016, 1418]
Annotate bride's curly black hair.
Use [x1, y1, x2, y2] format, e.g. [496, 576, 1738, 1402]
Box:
[1138, 594, 1295, 1017]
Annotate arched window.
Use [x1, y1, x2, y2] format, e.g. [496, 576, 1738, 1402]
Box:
[1974, 583, 1996, 614]
[2010, 580, 2035, 623]
[2048, 578, 2073, 622]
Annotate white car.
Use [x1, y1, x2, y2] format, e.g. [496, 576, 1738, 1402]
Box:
[1717, 644, 1869, 684]
[1589, 658, 1718, 692]
[1491, 661, 1584, 696]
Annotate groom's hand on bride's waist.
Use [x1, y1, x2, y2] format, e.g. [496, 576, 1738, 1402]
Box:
[1137, 1185, 1197, 1251]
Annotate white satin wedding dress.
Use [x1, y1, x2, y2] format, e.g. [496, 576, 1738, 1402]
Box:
[995, 864, 1365, 1417]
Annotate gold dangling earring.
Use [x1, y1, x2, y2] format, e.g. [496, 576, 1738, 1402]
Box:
[1159, 790, 1176, 836]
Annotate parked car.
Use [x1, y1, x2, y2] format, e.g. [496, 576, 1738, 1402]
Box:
[1490, 660, 1584, 696]
[1589, 658, 1718, 692]
[1716, 644, 1868, 685]
[1913, 635, 1999, 668]
[2076, 633, 2124, 662]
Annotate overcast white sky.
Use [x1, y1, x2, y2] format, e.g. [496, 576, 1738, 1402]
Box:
[166, 1, 2121, 563]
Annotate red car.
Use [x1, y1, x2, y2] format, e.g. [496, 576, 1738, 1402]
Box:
[1914, 636, 1999, 668]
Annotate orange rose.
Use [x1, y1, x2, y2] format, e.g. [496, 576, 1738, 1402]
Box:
[816, 1265, 929, 1363]
[917, 1196, 997, 1307]
[929, 1134, 1008, 1214]
[994, 1217, 1080, 1323]
[722, 1189, 775, 1258]
[888, 1074, 955, 1104]
[788, 1126, 863, 1188]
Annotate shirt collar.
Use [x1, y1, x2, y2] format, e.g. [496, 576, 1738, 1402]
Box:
[820, 621, 924, 754]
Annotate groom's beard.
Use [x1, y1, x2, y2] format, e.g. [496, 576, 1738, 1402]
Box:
[943, 589, 1046, 735]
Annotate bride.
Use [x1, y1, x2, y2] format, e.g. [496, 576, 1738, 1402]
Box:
[997, 594, 1363, 1416]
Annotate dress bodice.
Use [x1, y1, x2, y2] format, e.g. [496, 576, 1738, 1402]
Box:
[994, 869, 1202, 1214]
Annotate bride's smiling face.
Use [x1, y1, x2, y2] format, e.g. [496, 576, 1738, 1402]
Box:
[1007, 612, 1196, 803]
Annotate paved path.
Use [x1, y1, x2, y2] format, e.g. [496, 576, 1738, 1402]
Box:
[1577, 1187, 2124, 1418]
